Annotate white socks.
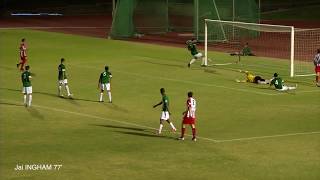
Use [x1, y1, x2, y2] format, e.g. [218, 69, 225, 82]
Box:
[108, 92, 112, 102]
[58, 85, 62, 96]
[99, 92, 112, 102]
[28, 95, 32, 106]
[158, 124, 163, 134]
[170, 122, 176, 131]
[23, 95, 27, 105]
[159, 122, 176, 134]
[23, 94, 32, 107]
[65, 85, 71, 96]
[189, 58, 196, 65]
[58, 85, 71, 96]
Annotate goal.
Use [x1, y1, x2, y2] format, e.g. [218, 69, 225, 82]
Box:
[204, 19, 320, 77]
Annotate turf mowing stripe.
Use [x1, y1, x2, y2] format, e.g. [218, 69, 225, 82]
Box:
[1, 99, 319, 144]
[74, 64, 282, 96]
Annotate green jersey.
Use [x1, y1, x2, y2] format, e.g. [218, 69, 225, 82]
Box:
[188, 43, 198, 56]
[270, 77, 283, 89]
[58, 63, 67, 80]
[242, 46, 252, 56]
[162, 95, 169, 111]
[21, 71, 31, 87]
[99, 71, 112, 84]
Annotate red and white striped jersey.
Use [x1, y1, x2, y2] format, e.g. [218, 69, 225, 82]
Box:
[314, 53, 320, 66]
[20, 43, 27, 57]
[186, 97, 196, 118]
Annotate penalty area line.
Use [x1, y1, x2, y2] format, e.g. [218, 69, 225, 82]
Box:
[216, 131, 320, 143]
[1, 99, 319, 143]
[0, 99, 215, 142]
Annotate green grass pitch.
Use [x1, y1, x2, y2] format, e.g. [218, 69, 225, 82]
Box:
[0, 30, 319, 180]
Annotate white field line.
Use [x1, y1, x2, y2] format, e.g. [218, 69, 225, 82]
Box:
[217, 131, 320, 143]
[1, 99, 319, 143]
[296, 90, 320, 93]
[74, 64, 282, 96]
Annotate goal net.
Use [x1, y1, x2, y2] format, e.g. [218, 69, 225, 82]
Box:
[204, 19, 320, 77]
[110, 0, 259, 39]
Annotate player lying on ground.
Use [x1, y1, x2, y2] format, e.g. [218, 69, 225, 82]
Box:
[236, 70, 270, 84]
[98, 66, 112, 103]
[153, 88, 176, 134]
[178, 91, 197, 142]
[58, 58, 73, 98]
[314, 49, 320, 87]
[17, 38, 27, 71]
[186, 38, 206, 67]
[270, 73, 297, 91]
[230, 42, 255, 56]
[21, 65, 32, 107]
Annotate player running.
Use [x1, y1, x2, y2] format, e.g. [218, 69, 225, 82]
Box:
[178, 91, 197, 141]
[98, 66, 112, 103]
[17, 38, 27, 71]
[270, 73, 297, 91]
[153, 88, 177, 134]
[236, 70, 270, 84]
[314, 49, 320, 87]
[21, 65, 32, 107]
[58, 58, 72, 98]
[186, 38, 206, 67]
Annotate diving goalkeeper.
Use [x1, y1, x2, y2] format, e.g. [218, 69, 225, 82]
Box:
[186, 38, 206, 67]
[236, 70, 270, 84]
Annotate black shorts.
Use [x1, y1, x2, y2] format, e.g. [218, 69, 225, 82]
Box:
[253, 76, 265, 83]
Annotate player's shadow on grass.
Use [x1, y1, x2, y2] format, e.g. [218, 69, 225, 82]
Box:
[27, 107, 45, 120]
[91, 124, 176, 140]
[90, 124, 146, 132]
[0, 102, 24, 107]
[203, 69, 218, 74]
[115, 131, 176, 140]
[72, 97, 99, 103]
[0, 87, 95, 105]
[101, 103, 129, 113]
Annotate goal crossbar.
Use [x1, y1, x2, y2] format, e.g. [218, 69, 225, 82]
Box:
[204, 19, 297, 77]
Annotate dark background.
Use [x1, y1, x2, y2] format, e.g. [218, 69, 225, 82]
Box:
[1, 0, 320, 17]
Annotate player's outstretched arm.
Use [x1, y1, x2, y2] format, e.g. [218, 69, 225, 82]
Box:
[153, 101, 162, 108]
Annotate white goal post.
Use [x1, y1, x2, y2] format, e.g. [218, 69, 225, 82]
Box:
[204, 19, 319, 77]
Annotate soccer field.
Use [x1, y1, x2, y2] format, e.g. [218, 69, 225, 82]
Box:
[0, 30, 319, 180]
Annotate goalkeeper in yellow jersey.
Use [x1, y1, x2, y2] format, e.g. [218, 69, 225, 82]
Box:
[236, 70, 270, 84]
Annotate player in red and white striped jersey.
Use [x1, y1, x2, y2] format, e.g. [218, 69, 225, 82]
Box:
[17, 38, 27, 71]
[178, 91, 197, 141]
[314, 49, 320, 87]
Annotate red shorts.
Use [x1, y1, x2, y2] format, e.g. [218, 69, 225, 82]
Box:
[182, 116, 196, 125]
[315, 66, 320, 73]
[20, 56, 27, 63]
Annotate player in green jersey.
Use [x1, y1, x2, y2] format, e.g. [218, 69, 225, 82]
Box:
[153, 88, 176, 134]
[186, 38, 206, 67]
[242, 43, 255, 56]
[58, 58, 72, 97]
[98, 66, 112, 103]
[230, 42, 255, 56]
[21, 65, 32, 107]
[270, 73, 297, 91]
